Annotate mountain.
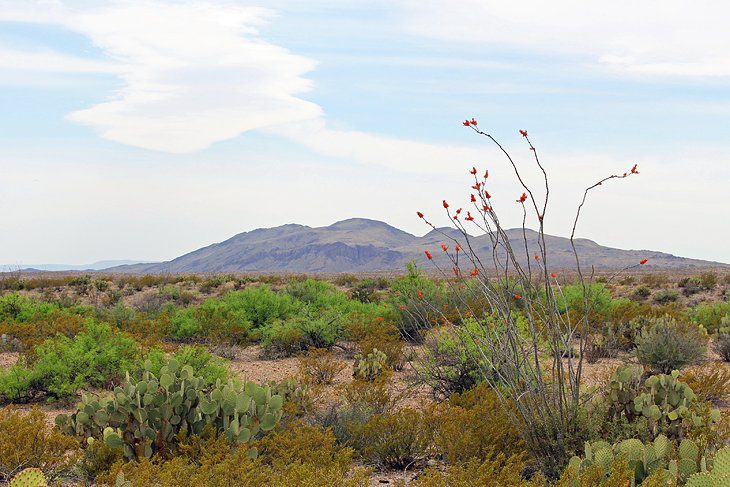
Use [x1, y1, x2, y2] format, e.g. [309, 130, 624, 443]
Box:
[107, 218, 727, 273]
[1, 260, 151, 272]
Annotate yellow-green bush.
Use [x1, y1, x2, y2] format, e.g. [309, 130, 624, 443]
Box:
[429, 383, 526, 464]
[350, 408, 429, 469]
[0, 406, 79, 482]
[411, 454, 544, 487]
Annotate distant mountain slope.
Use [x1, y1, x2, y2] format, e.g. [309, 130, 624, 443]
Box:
[2, 260, 150, 272]
[107, 218, 727, 273]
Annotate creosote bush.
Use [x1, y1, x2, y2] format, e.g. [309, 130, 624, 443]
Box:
[351, 408, 429, 469]
[298, 348, 346, 385]
[635, 315, 707, 373]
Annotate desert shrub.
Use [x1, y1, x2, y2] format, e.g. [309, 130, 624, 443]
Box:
[411, 320, 494, 399]
[429, 383, 525, 464]
[556, 282, 616, 317]
[681, 364, 730, 404]
[143, 345, 229, 386]
[257, 421, 353, 471]
[388, 261, 448, 340]
[106, 424, 371, 486]
[640, 273, 669, 288]
[635, 315, 707, 373]
[697, 271, 718, 290]
[653, 289, 678, 304]
[298, 348, 346, 385]
[632, 286, 651, 300]
[78, 438, 124, 481]
[353, 348, 388, 381]
[350, 408, 429, 469]
[0, 321, 139, 402]
[317, 376, 398, 445]
[687, 300, 730, 334]
[0, 293, 58, 322]
[713, 331, 730, 361]
[412, 454, 543, 487]
[348, 316, 405, 370]
[259, 313, 341, 357]
[0, 309, 87, 351]
[224, 284, 299, 328]
[0, 406, 79, 482]
[350, 278, 377, 303]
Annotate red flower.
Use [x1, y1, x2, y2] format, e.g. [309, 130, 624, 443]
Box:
[470, 194, 476, 203]
[534, 254, 540, 261]
[455, 244, 461, 252]
[469, 167, 477, 175]
[463, 120, 470, 126]
[517, 193, 527, 203]
[471, 183, 481, 190]
[470, 267, 478, 277]
[394, 291, 400, 295]
[441, 244, 448, 252]
[470, 118, 477, 125]
[456, 208, 462, 214]
[640, 259, 648, 265]
[399, 305, 406, 310]
[417, 211, 424, 218]
[550, 273, 556, 278]
[631, 164, 639, 174]
[425, 250, 433, 260]
[483, 205, 491, 211]
[417, 290, 424, 299]
[465, 212, 474, 221]
[484, 170, 489, 179]
[377, 316, 383, 321]
[442, 200, 449, 209]
[519, 129, 528, 137]
[514, 294, 522, 299]
[484, 190, 491, 199]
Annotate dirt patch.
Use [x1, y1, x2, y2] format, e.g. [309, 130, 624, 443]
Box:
[0, 352, 18, 369]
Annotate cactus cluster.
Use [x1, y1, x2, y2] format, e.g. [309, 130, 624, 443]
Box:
[10, 468, 47, 487]
[685, 446, 730, 486]
[55, 358, 283, 460]
[353, 348, 387, 381]
[569, 436, 723, 485]
[608, 366, 720, 438]
[569, 435, 675, 484]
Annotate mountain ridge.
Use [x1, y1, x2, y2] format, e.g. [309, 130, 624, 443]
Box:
[104, 218, 728, 273]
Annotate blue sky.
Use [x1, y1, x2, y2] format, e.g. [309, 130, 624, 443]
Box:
[0, 0, 728, 265]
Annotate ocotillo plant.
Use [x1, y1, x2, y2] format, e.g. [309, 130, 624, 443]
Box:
[410, 118, 645, 476]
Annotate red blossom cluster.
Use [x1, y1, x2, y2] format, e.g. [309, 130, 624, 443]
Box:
[519, 129, 528, 137]
[517, 193, 527, 203]
[462, 118, 478, 126]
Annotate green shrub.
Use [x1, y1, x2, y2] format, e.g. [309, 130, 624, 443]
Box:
[0, 293, 58, 322]
[556, 282, 616, 317]
[635, 315, 707, 373]
[653, 290, 678, 304]
[143, 345, 228, 386]
[0, 321, 139, 402]
[687, 301, 730, 334]
[259, 313, 341, 357]
[633, 286, 652, 300]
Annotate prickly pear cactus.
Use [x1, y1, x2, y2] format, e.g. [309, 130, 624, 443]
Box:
[55, 358, 283, 460]
[353, 348, 387, 381]
[686, 446, 730, 486]
[9, 468, 47, 487]
[567, 435, 676, 484]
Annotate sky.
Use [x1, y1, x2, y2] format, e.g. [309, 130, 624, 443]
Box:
[0, 0, 728, 265]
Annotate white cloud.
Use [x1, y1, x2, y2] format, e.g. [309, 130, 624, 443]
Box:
[1, 1, 322, 153]
[401, 0, 730, 77]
